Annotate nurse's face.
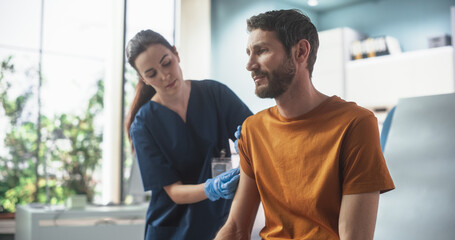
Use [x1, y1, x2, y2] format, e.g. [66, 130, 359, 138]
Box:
[135, 44, 184, 95]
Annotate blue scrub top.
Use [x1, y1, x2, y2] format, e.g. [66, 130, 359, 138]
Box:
[130, 80, 253, 240]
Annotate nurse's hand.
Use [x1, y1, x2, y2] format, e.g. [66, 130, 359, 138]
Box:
[204, 168, 240, 201]
[234, 125, 241, 153]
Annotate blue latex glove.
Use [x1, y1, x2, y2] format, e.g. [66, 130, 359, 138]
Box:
[234, 125, 242, 153]
[204, 168, 240, 201]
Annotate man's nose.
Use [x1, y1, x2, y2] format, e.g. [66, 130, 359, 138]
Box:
[246, 56, 258, 72]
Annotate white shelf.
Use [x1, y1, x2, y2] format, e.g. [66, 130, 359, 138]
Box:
[346, 46, 454, 108]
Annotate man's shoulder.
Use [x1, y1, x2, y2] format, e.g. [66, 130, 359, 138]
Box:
[243, 106, 276, 125]
[329, 96, 374, 119]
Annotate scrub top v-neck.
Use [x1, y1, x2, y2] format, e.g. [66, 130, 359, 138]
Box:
[130, 80, 252, 240]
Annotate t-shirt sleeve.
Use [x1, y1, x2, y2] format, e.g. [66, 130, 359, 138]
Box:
[341, 115, 395, 195]
[238, 120, 255, 179]
[130, 120, 180, 191]
[212, 81, 253, 141]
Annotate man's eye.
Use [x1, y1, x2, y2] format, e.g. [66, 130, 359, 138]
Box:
[257, 49, 267, 54]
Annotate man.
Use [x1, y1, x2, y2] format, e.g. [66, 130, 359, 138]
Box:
[215, 9, 394, 240]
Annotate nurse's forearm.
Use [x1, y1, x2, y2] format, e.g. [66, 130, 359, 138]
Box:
[163, 181, 207, 204]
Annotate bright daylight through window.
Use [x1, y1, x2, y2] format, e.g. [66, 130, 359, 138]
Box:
[0, 0, 174, 214]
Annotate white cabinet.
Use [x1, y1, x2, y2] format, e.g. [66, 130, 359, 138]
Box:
[312, 28, 365, 98]
[15, 204, 147, 240]
[346, 46, 454, 108]
[314, 28, 454, 110]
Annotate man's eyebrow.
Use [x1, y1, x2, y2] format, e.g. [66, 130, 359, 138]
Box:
[144, 54, 169, 74]
[246, 43, 267, 54]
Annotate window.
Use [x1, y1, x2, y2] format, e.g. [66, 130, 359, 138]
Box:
[0, 0, 107, 212]
[0, 0, 175, 213]
[122, 0, 175, 204]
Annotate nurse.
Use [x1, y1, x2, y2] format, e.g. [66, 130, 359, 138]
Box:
[125, 29, 253, 240]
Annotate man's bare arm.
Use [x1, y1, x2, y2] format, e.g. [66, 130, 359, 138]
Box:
[215, 168, 260, 240]
[338, 191, 380, 240]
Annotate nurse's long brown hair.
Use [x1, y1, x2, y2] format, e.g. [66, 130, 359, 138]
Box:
[125, 30, 173, 151]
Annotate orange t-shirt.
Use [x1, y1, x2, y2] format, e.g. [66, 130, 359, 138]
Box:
[238, 96, 395, 240]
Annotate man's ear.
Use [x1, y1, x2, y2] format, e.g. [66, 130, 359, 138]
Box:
[295, 39, 311, 63]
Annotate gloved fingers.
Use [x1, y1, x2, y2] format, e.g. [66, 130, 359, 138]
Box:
[204, 178, 220, 201]
[225, 174, 240, 190]
[207, 168, 241, 201]
[221, 174, 240, 192]
[234, 139, 239, 153]
[234, 125, 241, 139]
[227, 173, 240, 183]
[218, 168, 238, 180]
[219, 175, 240, 198]
[234, 125, 242, 153]
[218, 168, 240, 182]
[205, 177, 226, 201]
[231, 167, 240, 175]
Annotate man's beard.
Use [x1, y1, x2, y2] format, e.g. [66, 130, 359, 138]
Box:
[254, 56, 296, 99]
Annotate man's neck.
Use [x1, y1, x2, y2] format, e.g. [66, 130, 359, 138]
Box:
[275, 76, 328, 119]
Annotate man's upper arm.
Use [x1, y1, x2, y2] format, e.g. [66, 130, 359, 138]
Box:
[215, 168, 260, 240]
[339, 191, 380, 240]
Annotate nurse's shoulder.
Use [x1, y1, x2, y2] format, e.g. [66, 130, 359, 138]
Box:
[130, 101, 154, 133]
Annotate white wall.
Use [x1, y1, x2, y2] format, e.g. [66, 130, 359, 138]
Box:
[176, 0, 212, 81]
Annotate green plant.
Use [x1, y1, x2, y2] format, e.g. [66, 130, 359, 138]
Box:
[0, 56, 37, 213]
[57, 79, 104, 202]
[0, 56, 103, 212]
